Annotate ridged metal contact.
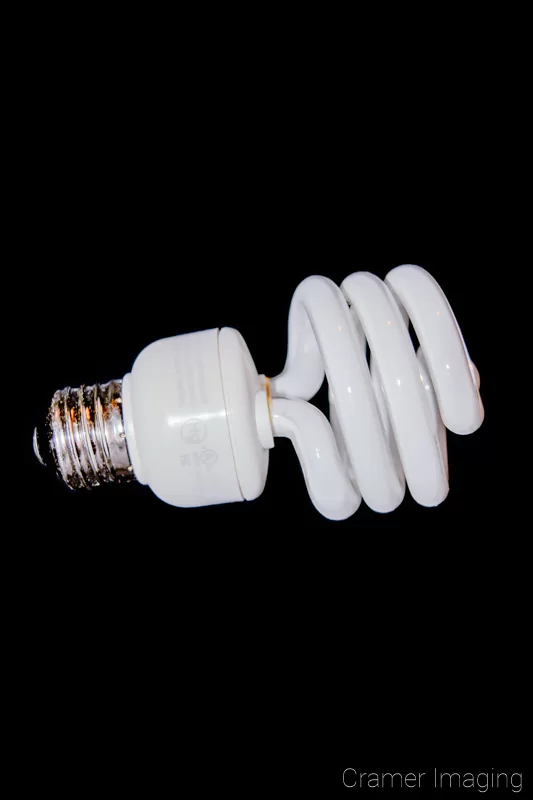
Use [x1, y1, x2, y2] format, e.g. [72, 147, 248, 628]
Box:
[34, 380, 136, 490]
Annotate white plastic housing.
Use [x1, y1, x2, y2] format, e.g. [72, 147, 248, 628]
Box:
[122, 328, 269, 508]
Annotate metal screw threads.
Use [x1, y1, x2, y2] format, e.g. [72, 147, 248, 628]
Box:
[33, 380, 136, 490]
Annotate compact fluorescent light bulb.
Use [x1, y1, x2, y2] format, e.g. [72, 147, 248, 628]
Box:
[34, 265, 484, 520]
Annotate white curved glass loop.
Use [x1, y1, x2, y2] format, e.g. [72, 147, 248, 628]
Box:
[270, 265, 484, 520]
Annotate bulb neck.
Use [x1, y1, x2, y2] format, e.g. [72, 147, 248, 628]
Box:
[34, 380, 136, 490]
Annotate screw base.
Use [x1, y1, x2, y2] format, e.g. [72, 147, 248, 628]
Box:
[34, 380, 136, 490]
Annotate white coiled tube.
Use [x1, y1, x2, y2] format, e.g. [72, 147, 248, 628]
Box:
[268, 264, 484, 520]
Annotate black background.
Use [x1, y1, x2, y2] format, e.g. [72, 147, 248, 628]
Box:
[12, 27, 527, 795]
